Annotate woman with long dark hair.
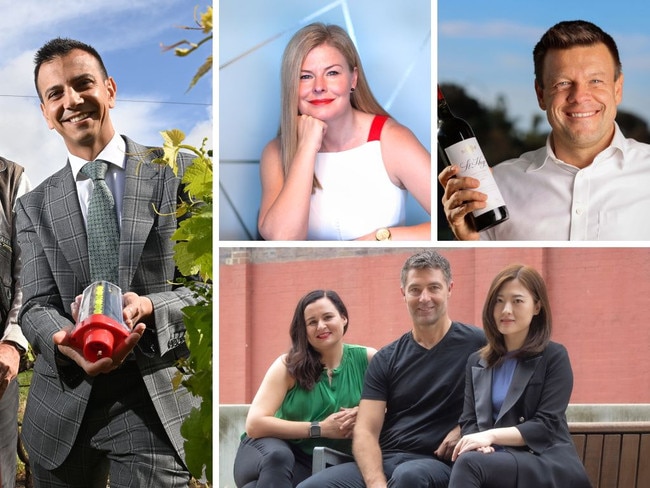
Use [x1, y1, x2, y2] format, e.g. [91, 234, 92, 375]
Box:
[233, 289, 376, 487]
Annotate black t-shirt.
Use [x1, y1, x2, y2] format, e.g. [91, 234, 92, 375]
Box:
[362, 321, 486, 455]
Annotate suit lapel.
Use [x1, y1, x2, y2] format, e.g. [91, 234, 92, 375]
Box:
[49, 164, 90, 285]
[496, 355, 542, 424]
[119, 138, 164, 289]
[472, 358, 494, 430]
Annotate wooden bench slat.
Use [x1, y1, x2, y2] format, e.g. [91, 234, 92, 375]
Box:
[618, 434, 640, 488]
[582, 434, 604, 487]
[637, 433, 650, 488]
[601, 434, 622, 488]
[572, 433, 587, 462]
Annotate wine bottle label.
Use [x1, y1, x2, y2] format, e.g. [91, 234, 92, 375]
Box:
[444, 137, 506, 216]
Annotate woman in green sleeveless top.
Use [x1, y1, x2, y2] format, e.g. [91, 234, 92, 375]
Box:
[233, 289, 376, 487]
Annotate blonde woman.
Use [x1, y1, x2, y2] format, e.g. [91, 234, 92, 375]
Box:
[258, 23, 431, 241]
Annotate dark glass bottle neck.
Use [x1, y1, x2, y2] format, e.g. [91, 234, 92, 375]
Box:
[437, 86, 454, 119]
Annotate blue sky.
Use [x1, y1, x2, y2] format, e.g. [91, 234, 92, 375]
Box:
[0, 0, 212, 187]
[438, 0, 650, 133]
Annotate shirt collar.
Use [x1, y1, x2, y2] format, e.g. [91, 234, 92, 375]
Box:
[538, 122, 626, 172]
[70, 133, 126, 180]
[603, 122, 627, 169]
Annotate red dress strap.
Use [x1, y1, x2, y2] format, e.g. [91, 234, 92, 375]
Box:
[367, 115, 389, 142]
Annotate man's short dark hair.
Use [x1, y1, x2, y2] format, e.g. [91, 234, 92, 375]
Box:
[401, 250, 452, 288]
[533, 20, 622, 87]
[34, 37, 108, 101]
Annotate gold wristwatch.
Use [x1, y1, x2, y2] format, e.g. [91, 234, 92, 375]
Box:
[375, 228, 392, 241]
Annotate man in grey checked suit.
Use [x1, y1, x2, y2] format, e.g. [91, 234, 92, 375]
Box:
[14, 38, 200, 487]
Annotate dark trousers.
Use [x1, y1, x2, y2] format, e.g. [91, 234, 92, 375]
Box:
[448, 450, 518, 488]
[0, 379, 18, 488]
[233, 436, 313, 488]
[30, 362, 188, 488]
[297, 451, 452, 488]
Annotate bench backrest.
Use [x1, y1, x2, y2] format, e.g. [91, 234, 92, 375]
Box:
[569, 422, 650, 488]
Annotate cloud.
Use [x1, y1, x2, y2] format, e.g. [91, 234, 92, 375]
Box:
[0, 0, 181, 52]
[439, 20, 543, 44]
[0, 50, 65, 186]
[0, 0, 212, 187]
[185, 108, 214, 152]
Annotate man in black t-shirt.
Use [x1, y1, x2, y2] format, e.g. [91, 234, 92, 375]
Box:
[299, 250, 486, 488]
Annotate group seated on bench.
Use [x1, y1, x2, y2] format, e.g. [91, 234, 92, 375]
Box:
[218, 404, 650, 488]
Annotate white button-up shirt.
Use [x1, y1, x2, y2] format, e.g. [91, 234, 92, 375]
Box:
[481, 123, 650, 241]
[69, 133, 126, 229]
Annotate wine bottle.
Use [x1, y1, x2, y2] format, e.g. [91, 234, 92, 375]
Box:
[437, 85, 509, 232]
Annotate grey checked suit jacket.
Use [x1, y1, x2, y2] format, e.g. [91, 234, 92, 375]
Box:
[15, 136, 200, 470]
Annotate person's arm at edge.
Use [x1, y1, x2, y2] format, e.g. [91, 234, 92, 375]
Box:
[2, 172, 32, 354]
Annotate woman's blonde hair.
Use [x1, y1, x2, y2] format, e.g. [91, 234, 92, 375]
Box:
[279, 23, 388, 190]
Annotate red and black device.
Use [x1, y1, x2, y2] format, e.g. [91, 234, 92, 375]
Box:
[69, 281, 130, 362]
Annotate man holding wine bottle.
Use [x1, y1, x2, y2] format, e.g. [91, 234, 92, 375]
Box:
[439, 20, 650, 241]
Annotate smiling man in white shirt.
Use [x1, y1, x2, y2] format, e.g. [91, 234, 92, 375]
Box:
[439, 20, 650, 241]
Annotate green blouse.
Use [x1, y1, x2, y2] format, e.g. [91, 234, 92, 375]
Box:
[276, 343, 369, 455]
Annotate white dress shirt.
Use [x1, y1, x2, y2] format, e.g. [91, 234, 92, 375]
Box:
[481, 123, 650, 241]
[69, 133, 126, 230]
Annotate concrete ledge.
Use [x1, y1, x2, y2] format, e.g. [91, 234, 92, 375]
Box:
[219, 405, 249, 488]
[566, 404, 650, 422]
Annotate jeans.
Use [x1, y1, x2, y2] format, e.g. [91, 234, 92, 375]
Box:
[297, 451, 451, 488]
[233, 436, 313, 488]
[448, 450, 517, 488]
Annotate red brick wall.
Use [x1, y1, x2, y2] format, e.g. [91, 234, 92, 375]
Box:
[219, 247, 650, 404]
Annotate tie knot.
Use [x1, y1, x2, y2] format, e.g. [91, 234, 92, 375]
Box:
[81, 160, 109, 181]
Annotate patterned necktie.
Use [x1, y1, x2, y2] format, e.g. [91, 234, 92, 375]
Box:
[81, 160, 120, 284]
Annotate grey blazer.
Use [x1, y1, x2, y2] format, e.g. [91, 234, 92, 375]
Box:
[15, 136, 200, 470]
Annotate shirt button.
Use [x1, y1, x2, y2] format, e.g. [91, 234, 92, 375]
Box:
[519, 417, 525, 423]
[575, 207, 584, 216]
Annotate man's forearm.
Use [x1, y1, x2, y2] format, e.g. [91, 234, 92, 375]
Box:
[353, 430, 387, 488]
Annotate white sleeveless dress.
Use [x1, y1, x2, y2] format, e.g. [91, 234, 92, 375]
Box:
[306, 117, 406, 240]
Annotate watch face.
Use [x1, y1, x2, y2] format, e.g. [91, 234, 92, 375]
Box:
[310, 423, 321, 437]
[376, 228, 391, 241]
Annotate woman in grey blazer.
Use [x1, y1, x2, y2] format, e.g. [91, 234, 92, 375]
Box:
[449, 264, 591, 488]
